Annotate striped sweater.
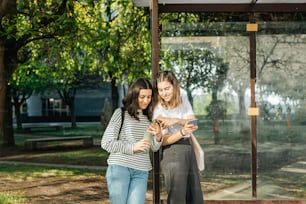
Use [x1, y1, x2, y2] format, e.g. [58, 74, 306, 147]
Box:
[101, 108, 162, 171]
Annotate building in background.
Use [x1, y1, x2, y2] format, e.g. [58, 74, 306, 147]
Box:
[19, 82, 126, 123]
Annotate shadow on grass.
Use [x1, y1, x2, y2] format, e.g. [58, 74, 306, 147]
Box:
[0, 164, 108, 204]
[0, 144, 109, 167]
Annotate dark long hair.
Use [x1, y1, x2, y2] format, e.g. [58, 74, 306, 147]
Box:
[122, 78, 153, 121]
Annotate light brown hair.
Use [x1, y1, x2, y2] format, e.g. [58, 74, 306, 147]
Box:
[154, 71, 182, 109]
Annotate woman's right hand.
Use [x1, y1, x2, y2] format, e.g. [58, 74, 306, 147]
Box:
[133, 139, 150, 153]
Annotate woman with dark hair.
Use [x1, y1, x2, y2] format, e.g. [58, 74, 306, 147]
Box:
[101, 78, 163, 204]
[153, 71, 203, 204]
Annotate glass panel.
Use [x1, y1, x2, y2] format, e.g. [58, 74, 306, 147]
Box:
[160, 21, 252, 200]
[256, 21, 306, 199]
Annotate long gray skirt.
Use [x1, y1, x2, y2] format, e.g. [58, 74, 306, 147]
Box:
[161, 140, 204, 204]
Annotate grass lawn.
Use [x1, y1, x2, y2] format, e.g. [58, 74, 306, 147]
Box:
[1, 124, 109, 166]
[0, 121, 305, 201]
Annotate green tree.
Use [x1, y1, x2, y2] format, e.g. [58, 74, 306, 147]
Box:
[0, 0, 152, 146]
[161, 45, 228, 104]
[97, 0, 151, 111]
[9, 63, 50, 129]
[0, 0, 77, 146]
[161, 45, 211, 106]
[52, 48, 104, 129]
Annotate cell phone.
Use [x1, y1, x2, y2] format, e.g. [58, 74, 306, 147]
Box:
[188, 119, 199, 126]
[152, 119, 161, 125]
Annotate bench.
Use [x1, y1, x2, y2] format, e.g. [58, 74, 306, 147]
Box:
[24, 136, 94, 150]
[23, 124, 63, 132]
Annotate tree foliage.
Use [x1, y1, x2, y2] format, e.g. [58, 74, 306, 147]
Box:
[0, 0, 153, 146]
[161, 44, 229, 107]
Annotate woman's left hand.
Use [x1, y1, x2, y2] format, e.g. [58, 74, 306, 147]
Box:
[181, 122, 198, 136]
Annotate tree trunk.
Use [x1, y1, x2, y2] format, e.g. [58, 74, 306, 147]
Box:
[0, 66, 14, 146]
[0, 0, 17, 146]
[58, 88, 77, 129]
[0, 39, 6, 146]
[187, 89, 193, 108]
[0, 40, 14, 146]
[0, 81, 7, 146]
[4, 86, 14, 146]
[14, 101, 22, 129]
[70, 98, 77, 128]
[238, 87, 250, 143]
[211, 88, 220, 144]
[111, 77, 119, 112]
[213, 117, 220, 144]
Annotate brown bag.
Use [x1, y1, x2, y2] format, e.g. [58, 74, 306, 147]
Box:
[190, 134, 205, 171]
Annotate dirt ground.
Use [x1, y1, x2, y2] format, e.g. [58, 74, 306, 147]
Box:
[1, 174, 108, 204]
[0, 166, 156, 204]
[0, 141, 156, 204]
[0, 151, 108, 203]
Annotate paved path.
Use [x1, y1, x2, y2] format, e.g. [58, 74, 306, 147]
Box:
[280, 161, 306, 174]
[0, 160, 106, 170]
[205, 179, 295, 200]
[206, 160, 306, 199]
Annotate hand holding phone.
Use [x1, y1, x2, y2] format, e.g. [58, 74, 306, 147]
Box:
[188, 119, 199, 126]
[152, 119, 161, 125]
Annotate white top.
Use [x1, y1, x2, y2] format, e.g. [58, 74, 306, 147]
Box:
[153, 96, 194, 138]
[101, 108, 162, 171]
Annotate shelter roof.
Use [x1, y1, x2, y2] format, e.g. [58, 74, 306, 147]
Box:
[132, 0, 306, 12]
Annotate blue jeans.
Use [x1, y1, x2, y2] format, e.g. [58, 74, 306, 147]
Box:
[106, 164, 149, 204]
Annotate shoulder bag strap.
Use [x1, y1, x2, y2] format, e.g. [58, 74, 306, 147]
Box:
[117, 107, 125, 140]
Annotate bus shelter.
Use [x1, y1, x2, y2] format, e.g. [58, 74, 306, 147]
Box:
[132, 1, 306, 203]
